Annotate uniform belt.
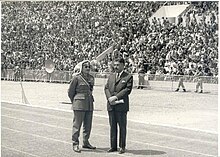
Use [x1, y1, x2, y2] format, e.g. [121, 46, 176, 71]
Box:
[77, 92, 92, 95]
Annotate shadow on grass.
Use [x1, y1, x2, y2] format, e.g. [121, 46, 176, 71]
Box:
[82, 147, 166, 156]
[81, 147, 109, 153]
[127, 149, 166, 155]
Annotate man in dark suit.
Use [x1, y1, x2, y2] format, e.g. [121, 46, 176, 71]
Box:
[104, 57, 133, 154]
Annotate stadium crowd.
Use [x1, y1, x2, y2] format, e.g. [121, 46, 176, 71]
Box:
[1, 1, 218, 79]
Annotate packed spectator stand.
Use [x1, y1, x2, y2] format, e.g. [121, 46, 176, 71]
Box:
[1, 1, 218, 82]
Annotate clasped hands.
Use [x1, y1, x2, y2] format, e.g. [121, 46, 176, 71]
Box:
[108, 96, 118, 105]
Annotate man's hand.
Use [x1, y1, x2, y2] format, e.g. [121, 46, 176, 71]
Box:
[108, 96, 118, 105]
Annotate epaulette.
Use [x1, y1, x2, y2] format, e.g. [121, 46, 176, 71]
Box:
[89, 75, 94, 81]
[71, 73, 80, 79]
[88, 74, 94, 78]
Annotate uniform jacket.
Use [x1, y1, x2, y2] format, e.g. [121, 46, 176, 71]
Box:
[104, 71, 133, 112]
[68, 73, 94, 111]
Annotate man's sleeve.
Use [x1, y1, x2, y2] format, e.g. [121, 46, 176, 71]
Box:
[104, 75, 112, 100]
[90, 75, 95, 91]
[68, 76, 77, 103]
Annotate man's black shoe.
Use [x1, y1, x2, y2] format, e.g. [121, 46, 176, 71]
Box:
[73, 145, 81, 153]
[199, 90, 203, 93]
[175, 89, 179, 92]
[183, 89, 186, 92]
[107, 148, 117, 153]
[119, 148, 125, 154]
[82, 143, 96, 149]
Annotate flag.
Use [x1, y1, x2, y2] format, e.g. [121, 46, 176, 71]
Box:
[96, 45, 114, 62]
[20, 82, 30, 104]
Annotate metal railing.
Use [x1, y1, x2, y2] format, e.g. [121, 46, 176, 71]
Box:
[1, 69, 218, 84]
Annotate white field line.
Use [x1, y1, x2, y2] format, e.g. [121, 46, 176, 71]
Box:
[2, 126, 216, 157]
[2, 126, 70, 144]
[1, 106, 71, 120]
[1, 127, 123, 157]
[2, 145, 41, 157]
[1, 100, 218, 134]
[131, 140, 217, 157]
[126, 119, 218, 135]
[2, 113, 217, 145]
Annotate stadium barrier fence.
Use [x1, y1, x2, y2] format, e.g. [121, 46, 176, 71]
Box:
[1, 69, 218, 85]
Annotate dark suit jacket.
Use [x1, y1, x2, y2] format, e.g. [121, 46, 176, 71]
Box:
[68, 73, 94, 111]
[104, 71, 133, 112]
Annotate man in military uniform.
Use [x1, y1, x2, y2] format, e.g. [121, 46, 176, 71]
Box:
[175, 66, 186, 92]
[137, 64, 145, 89]
[68, 60, 96, 153]
[194, 66, 204, 93]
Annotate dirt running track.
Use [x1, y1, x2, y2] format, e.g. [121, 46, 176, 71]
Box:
[1, 102, 218, 157]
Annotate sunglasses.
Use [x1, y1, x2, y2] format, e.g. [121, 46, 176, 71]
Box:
[83, 65, 90, 69]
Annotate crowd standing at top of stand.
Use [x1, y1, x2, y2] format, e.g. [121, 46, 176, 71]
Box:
[1, 1, 218, 77]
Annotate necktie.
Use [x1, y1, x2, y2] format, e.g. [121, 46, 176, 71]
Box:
[116, 73, 120, 79]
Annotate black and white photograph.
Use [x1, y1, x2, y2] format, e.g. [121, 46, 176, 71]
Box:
[1, 1, 218, 156]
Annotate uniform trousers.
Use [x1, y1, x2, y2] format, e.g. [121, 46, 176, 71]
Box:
[108, 111, 127, 149]
[177, 77, 185, 89]
[196, 78, 203, 91]
[72, 111, 93, 146]
[138, 74, 145, 88]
